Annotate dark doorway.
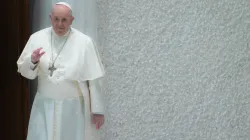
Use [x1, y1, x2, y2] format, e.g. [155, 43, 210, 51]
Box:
[3, 0, 31, 140]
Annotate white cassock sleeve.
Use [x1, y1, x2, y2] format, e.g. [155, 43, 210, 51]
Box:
[17, 35, 39, 79]
[88, 78, 105, 115]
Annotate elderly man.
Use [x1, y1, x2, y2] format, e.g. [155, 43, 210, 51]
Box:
[17, 2, 105, 140]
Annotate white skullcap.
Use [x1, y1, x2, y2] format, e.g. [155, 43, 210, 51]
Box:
[56, 2, 72, 11]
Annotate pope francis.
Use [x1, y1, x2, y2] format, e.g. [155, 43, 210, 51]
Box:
[17, 2, 105, 140]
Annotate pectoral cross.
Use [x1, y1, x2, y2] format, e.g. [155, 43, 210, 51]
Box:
[48, 64, 56, 77]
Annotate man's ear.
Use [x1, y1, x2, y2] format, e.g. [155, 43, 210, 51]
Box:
[69, 16, 74, 25]
[49, 14, 52, 20]
[71, 16, 75, 23]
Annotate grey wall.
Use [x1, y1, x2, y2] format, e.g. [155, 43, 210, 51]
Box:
[97, 0, 250, 140]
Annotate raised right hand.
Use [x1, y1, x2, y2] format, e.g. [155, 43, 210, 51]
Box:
[31, 47, 45, 64]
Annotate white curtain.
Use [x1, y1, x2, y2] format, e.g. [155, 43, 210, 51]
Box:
[31, 0, 98, 41]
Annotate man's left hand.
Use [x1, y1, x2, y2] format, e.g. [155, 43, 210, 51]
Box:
[92, 114, 104, 130]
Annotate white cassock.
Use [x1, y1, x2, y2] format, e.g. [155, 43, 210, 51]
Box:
[17, 27, 105, 140]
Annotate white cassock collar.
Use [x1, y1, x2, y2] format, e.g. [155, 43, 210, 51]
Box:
[51, 27, 71, 38]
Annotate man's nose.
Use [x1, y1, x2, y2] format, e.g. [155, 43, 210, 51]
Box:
[58, 20, 63, 26]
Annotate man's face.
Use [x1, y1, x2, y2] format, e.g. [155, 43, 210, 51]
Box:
[50, 5, 74, 36]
